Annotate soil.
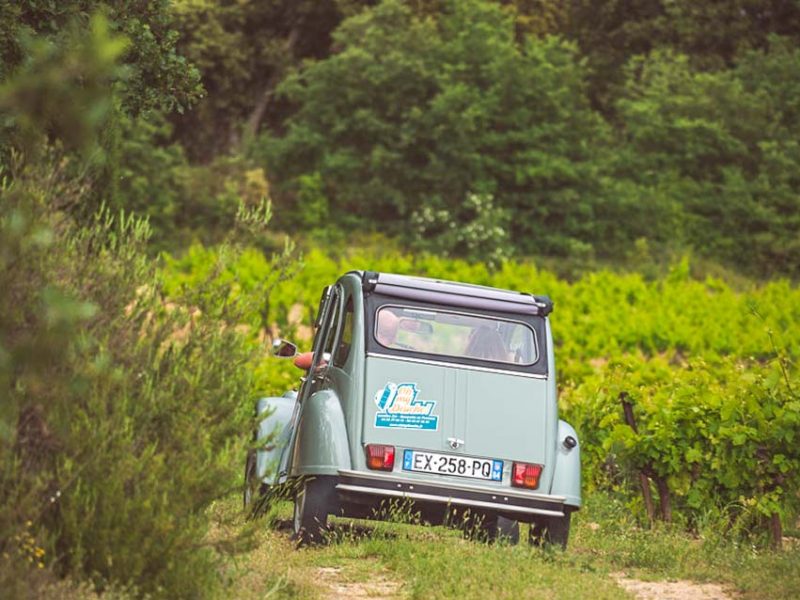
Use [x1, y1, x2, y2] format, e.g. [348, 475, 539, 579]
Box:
[614, 573, 734, 600]
[315, 564, 736, 600]
[316, 565, 404, 599]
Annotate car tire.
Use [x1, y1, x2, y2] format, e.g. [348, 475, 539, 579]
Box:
[529, 511, 571, 549]
[293, 476, 334, 545]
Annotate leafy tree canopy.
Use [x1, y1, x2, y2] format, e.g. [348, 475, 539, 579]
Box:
[262, 0, 609, 260]
[560, 0, 800, 111]
[615, 38, 800, 275]
[1, 0, 202, 115]
[170, 0, 376, 160]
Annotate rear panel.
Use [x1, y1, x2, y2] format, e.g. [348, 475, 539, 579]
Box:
[362, 356, 549, 472]
[458, 369, 548, 464]
[363, 356, 451, 453]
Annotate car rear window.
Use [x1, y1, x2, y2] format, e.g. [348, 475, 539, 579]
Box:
[374, 305, 538, 366]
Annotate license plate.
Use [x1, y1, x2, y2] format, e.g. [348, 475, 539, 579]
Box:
[402, 449, 503, 481]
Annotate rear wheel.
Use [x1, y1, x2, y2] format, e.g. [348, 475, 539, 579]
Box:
[292, 476, 334, 545]
[529, 511, 571, 549]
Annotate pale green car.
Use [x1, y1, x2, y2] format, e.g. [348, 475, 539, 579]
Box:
[245, 271, 581, 546]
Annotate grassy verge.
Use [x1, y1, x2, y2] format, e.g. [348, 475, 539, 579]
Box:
[572, 495, 800, 600]
[210, 493, 800, 599]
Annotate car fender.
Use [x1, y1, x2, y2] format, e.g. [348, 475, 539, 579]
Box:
[291, 389, 351, 476]
[549, 419, 581, 508]
[255, 391, 297, 484]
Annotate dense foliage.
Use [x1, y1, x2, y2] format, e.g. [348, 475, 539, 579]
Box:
[0, 12, 292, 598]
[0, 0, 201, 115]
[0, 162, 256, 597]
[4, 0, 800, 275]
[613, 42, 800, 275]
[257, 0, 607, 262]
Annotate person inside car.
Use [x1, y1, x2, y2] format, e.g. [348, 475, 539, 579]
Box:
[464, 326, 510, 361]
[376, 309, 400, 347]
[293, 350, 314, 370]
[294, 308, 408, 370]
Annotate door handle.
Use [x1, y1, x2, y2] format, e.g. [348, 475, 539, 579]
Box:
[447, 437, 464, 449]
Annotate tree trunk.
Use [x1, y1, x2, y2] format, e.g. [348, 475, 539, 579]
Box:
[770, 513, 783, 550]
[655, 476, 671, 522]
[639, 472, 656, 523]
[620, 392, 656, 523]
[240, 27, 300, 147]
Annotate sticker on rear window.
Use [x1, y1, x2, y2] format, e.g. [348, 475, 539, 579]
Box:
[374, 382, 438, 431]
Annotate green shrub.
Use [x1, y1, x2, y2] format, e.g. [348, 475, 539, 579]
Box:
[0, 157, 294, 597]
[564, 354, 800, 534]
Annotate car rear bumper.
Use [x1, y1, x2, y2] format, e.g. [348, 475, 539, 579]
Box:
[335, 469, 569, 520]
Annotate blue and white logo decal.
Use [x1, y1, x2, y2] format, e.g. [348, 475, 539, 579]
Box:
[374, 382, 438, 431]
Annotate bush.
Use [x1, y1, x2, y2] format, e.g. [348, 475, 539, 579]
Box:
[0, 156, 292, 597]
[564, 354, 800, 541]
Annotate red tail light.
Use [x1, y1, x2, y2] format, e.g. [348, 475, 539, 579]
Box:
[511, 462, 542, 489]
[365, 444, 395, 471]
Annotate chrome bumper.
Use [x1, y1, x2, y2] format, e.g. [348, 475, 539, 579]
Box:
[336, 469, 566, 518]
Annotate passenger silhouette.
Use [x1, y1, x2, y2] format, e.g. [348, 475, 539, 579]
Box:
[464, 326, 508, 361]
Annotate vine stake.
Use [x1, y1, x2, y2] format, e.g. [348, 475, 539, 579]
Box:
[620, 392, 656, 523]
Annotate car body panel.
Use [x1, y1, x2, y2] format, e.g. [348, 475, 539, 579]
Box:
[256, 270, 581, 528]
[550, 420, 582, 507]
[254, 392, 297, 485]
[363, 356, 549, 466]
[290, 388, 351, 476]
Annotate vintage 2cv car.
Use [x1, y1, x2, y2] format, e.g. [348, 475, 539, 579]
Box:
[245, 271, 581, 546]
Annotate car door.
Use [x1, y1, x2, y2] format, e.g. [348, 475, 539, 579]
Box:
[323, 290, 358, 442]
[279, 285, 338, 480]
[304, 284, 343, 398]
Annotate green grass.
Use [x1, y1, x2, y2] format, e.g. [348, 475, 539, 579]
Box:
[210, 493, 800, 599]
[570, 495, 800, 599]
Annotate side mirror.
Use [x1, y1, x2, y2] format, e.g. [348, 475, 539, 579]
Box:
[272, 339, 298, 358]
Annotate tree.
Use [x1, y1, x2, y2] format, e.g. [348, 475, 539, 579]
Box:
[0, 0, 201, 116]
[615, 39, 800, 276]
[0, 11, 294, 594]
[169, 0, 377, 160]
[262, 0, 609, 258]
[559, 0, 800, 112]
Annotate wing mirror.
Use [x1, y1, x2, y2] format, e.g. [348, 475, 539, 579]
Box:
[272, 338, 298, 358]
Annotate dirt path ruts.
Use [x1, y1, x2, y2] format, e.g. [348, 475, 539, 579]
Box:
[614, 573, 734, 600]
[316, 565, 735, 600]
[316, 565, 404, 599]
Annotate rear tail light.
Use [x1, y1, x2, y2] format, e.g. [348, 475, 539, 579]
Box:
[511, 462, 542, 489]
[365, 444, 395, 471]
